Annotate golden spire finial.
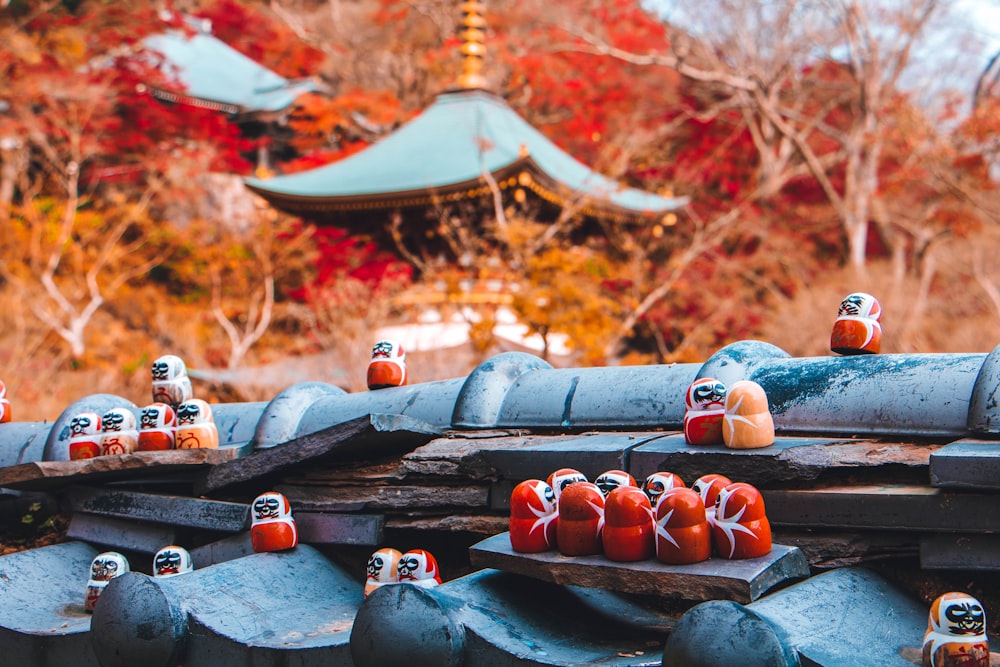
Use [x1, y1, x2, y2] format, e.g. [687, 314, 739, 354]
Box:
[456, 2, 488, 90]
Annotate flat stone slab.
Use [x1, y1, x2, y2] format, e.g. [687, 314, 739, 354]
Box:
[477, 431, 672, 483]
[920, 533, 1000, 570]
[196, 413, 440, 494]
[468, 532, 809, 604]
[630, 434, 939, 487]
[929, 439, 1000, 490]
[764, 484, 1000, 532]
[65, 486, 250, 532]
[67, 513, 177, 555]
[0, 448, 241, 491]
[0, 541, 101, 667]
[294, 512, 384, 546]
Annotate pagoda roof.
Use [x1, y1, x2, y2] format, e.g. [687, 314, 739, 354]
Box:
[143, 19, 320, 114]
[244, 89, 687, 222]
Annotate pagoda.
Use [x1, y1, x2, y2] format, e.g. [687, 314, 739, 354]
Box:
[244, 2, 687, 257]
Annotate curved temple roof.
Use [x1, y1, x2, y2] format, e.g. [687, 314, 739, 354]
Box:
[244, 89, 688, 221]
[143, 21, 320, 114]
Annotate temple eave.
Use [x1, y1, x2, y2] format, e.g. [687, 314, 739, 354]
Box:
[246, 160, 686, 225]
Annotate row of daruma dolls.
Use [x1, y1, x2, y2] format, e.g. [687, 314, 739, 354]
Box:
[85, 491, 301, 612]
[67, 400, 218, 459]
[363, 290, 881, 397]
[67, 354, 216, 459]
[0, 291, 876, 430]
[511, 469, 771, 564]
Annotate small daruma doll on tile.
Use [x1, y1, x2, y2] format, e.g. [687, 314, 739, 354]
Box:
[602, 486, 655, 562]
[68, 411, 103, 460]
[153, 545, 193, 578]
[365, 547, 403, 597]
[557, 482, 605, 557]
[397, 549, 441, 588]
[547, 468, 588, 503]
[85, 551, 130, 613]
[684, 378, 727, 446]
[722, 380, 775, 449]
[367, 340, 407, 390]
[655, 487, 712, 565]
[0, 380, 10, 423]
[151, 354, 194, 409]
[137, 403, 177, 452]
[250, 491, 298, 553]
[922, 592, 989, 667]
[642, 472, 685, 510]
[509, 479, 558, 553]
[712, 482, 772, 560]
[174, 399, 218, 449]
[830, 292, 882, 355]
[99, 407, 139, 456]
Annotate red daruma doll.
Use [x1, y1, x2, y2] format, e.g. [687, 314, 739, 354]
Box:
[712, 482, 772, 559]
[138, 403, 176, 452]
[655, 487, 711, 565]
[594, 469, 637, 498]
[830, 292, 882, 355]
[642, 472, 685, 509]
[691, 474, 732, 528]
[602, 486, 655, 562]
[68, 411, 103, 460]
[557, 482, 605, 557]
[509, 479, 558, 553]
[365, 548, 402, 598]
[367, 340, 407, 390]
[683, 378, 727, 445]
[922, 592, 989, 667]
[250, 491, 298, 553]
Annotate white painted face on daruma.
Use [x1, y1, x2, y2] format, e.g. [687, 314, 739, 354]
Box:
[252, 492, 293, 524]
[70, 412, 103, 438]
[140, 403, 176, 430]
[101, 408, 137, 434]
[594, 470, 637, 497]
[90, 552, 130, 582]
[176, 399, 213, 426]
[370, 340, 405, 362]
[153, 546, 193, 578]
[685, 378, 727, 412]
[642, 472, 684, 509]
[85, 551, 130, 612]
[396, 549, 441, 587]
[546, 468, 588, 501]
[836, 292, 882, 322]
[366, 548, 403, 590]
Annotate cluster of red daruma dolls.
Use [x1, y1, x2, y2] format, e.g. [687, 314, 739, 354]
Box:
[509, 468, 771, 564]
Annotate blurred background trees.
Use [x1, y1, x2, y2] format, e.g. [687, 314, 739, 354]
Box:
[1, 0, 998, 420]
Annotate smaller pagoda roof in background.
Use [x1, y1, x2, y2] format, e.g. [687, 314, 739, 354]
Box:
[144, 16, 321, 114]
[245, 88, 688, 221]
